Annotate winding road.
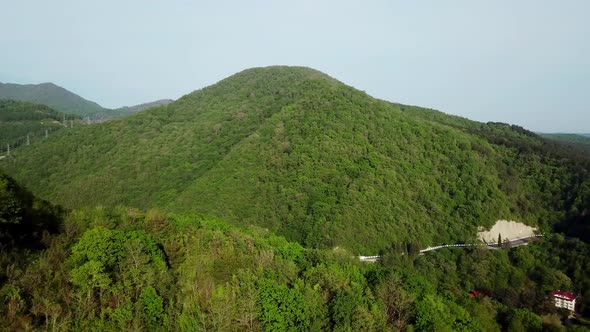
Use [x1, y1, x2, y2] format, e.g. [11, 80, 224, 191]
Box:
[359, 235, 543, 262]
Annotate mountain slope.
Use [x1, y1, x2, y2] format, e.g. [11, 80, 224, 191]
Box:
[1, 66, 589, 252]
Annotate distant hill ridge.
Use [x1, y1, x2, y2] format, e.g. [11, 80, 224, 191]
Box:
[0, 81, 172, 120]
[539, 133, 590, 154]
[116, 99, 174, 113]
[0, 82, 104, 116]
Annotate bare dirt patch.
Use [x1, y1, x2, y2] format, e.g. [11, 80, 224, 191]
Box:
[478, 220, 537, 243]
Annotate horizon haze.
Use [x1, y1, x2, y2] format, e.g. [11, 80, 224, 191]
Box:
[0, 0, 588, 132]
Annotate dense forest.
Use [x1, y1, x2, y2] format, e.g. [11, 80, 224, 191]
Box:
[1, 66, 589, 330]
[2, 67, 589, 253]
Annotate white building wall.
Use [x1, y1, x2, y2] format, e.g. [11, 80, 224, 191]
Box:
[554, 297, 575, 311]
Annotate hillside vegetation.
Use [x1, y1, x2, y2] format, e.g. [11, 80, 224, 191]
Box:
[0, 99, 81, 149]
[1, 66, 589, 253]
[1, 202, 588, 331]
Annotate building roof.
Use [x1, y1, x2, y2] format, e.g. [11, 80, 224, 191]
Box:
[469, 290, 491, 298]
[552, 290, 576, 301]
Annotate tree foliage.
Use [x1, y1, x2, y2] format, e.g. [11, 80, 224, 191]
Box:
[0, 205, 587, 330]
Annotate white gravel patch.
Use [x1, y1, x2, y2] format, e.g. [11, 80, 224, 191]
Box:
[478, 220, 537, 243]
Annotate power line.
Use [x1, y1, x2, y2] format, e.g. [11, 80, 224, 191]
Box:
[0, 127, 57, 155]
[0, 117, 93, 158]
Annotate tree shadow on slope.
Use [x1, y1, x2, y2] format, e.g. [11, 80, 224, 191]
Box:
[0, 170, 63, 252]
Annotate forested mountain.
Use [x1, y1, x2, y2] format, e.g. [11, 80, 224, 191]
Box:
[0, 99, 80, 149]
[0, 82, 172, 121]
[1, 66, 589, 253]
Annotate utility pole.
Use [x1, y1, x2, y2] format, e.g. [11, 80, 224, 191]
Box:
[27, 134, 30, 146]
[7, 144, 9, 156]
[63, 113, 66, 127]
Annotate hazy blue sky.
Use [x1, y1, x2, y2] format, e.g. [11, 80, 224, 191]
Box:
[1, 0, 588, 132]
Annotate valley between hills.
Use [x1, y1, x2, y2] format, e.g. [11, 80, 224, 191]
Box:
[1, 66, 589, 331]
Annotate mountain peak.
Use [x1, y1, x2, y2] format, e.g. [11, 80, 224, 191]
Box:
[229, 65, 339, 83]
[37, 82, 60, 88]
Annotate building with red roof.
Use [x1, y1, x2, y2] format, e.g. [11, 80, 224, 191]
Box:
[469, 290, 491, 298]
[551, 290, 576, 311]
